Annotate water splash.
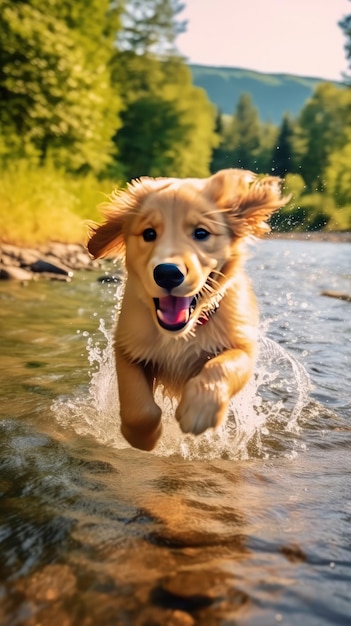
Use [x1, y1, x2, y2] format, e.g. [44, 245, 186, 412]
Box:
[258, 335, 312, 428]
[52, 311, 312, 460]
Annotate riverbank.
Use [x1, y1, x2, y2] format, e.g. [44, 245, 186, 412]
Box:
[1, 231, 350, 281]
[0, 242, 97, 282]
[268, 231, 351, 243]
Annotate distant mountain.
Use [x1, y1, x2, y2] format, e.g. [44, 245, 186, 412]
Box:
[189, 64, 343, 124]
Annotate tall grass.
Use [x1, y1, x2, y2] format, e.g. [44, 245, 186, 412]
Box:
[0, 160, 117, 246]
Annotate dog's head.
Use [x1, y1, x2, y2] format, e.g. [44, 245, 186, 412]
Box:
[88, 169, 288, 335]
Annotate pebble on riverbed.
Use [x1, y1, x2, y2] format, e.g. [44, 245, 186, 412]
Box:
[0, 242, 99, 282]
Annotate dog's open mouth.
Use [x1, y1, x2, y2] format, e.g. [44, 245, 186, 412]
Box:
[154, 296, 196, 331]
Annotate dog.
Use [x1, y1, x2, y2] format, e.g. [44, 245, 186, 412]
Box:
[88, 168, 288, 451]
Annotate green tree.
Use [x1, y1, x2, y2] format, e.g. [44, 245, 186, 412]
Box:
[270, 173, 306, 231]
[230, 93, 261, 170]
[117, 0, 186, 55]
[255, 121, 278, 173]
[114, 90, 186, 179]
[213, 108, 224, 136]
[270, 114, 295, 177]
[0, 0, 121, 172]
[111, 52, 216, 179]
[110, 0, 217, 179]
[167, 60, 218, 177]
[297, 83, 348, 190]
[324, 141, 351, 229]
[211, 108, 278, 174]
[339, 11, 351, 82]
[210, 110, 235, 173]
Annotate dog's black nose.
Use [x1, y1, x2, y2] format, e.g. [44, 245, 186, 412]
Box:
[153, 263, 185, 291]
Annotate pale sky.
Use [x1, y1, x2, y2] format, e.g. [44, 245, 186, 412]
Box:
[177, 0, 350, 81]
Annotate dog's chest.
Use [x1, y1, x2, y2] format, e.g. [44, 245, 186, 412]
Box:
[128, 327, 206, 369]
[118, 316, 232, 396]
[149, 337, 211, 395]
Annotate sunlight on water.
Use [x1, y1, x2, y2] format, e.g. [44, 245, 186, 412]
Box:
[52, 300, 312, 460]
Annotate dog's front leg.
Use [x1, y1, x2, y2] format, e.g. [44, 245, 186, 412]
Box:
[115, 348, 161, 451]
[175, 349, 254, 435]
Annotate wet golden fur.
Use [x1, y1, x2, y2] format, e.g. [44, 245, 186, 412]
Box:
[88, 168, 288, 450]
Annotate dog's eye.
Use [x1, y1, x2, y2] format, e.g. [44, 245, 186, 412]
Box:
[193, 227, 210, 241]
[142, 228, 157, 242]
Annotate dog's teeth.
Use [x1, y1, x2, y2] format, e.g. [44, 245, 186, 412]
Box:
[157, 310, 166, 323]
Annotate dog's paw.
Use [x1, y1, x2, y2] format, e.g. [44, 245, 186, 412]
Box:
[175, 376, 230, 435]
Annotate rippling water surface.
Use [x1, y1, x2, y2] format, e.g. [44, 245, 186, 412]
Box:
[1, 239, 350, 625]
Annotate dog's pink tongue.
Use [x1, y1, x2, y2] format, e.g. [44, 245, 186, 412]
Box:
[157, 296, 192, 326]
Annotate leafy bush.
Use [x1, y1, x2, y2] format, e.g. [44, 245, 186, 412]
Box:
[0, 160, 117, 245]
[270, 172, 351, 232]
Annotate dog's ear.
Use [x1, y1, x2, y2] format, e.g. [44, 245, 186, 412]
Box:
[88, 210, 125, 259]
[204, 168, 290, 238]
[88, 177, 168, 259]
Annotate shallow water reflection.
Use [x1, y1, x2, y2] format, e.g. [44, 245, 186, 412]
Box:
[0, 240, 350, 625]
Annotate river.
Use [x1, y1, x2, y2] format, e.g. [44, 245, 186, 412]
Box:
[0, 239, 350, 625]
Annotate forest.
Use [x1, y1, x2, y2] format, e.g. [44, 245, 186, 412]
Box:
[1, 0, 351, 244]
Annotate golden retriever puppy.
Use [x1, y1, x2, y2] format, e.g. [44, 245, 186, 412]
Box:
[88, 168, 288, 451]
